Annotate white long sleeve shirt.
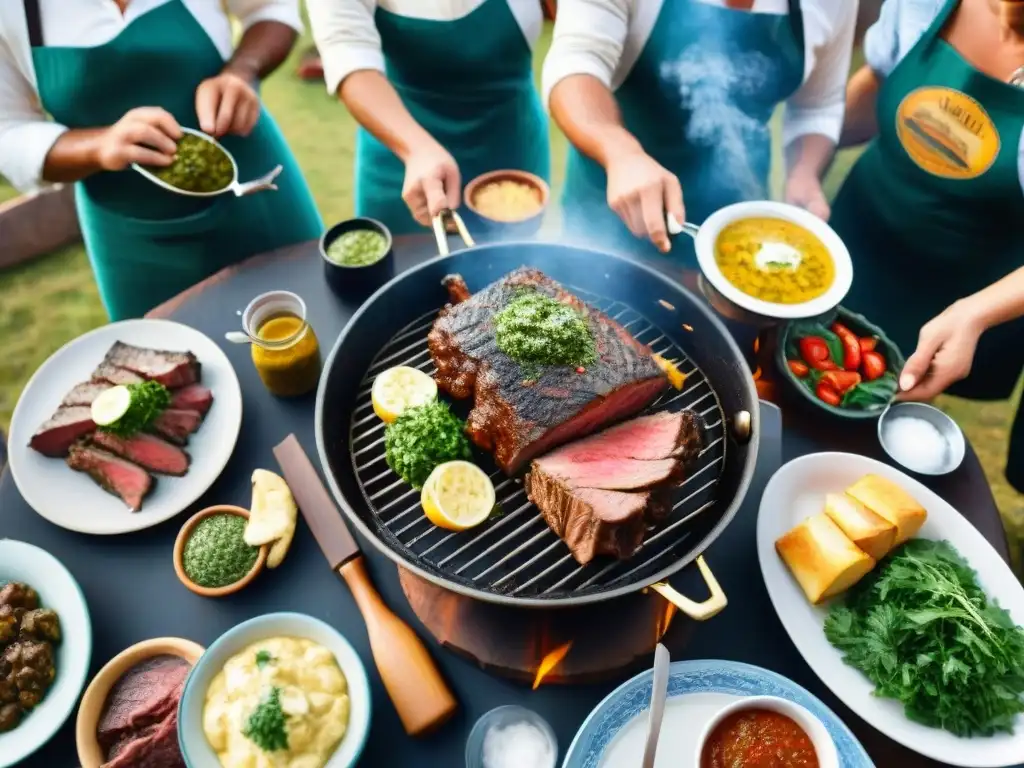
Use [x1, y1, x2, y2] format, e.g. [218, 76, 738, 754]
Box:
[542, 0, 858, 149]
[0, 0, 303, 193]
[863, 0, 1024, 194]
[305, 0, 544, 97]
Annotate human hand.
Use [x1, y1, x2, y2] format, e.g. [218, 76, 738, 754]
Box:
[94, 107, 182, 171]
[605, 151, 684, 253]
[784, 170, 830, 221]
[195, 72, 261, 138]
[402, 141, 460, 227]
[897, 300, 986, 401]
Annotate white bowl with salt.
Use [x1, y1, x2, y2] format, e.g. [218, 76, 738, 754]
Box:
[878, 402, 965, 476]
[465, 705, 558, 768]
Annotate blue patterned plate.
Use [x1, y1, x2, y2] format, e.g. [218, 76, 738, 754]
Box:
[562, 659, 873, 768]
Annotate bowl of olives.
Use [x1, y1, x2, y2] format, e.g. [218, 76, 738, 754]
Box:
[319, 217, 395, 298]
[132, 127, 282, 198]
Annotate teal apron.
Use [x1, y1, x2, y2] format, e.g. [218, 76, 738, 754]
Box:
[26, 0, 323, 320]
[828, 0, 1024, 491]
[561, 0, 805, 260]
[355, 0, 550, 234]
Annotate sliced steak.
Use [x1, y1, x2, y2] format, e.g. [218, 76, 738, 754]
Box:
[428, 268, 668, 473]
[29, 407, 96, 457]
[102, 342, 200, 389]
[533, 455, 681, 491]
[150, 409, 202, 445]
[66, 443, 153, 511]
[98, 655, 189, 750]
[91, 364, 145, 387]
[544, 410, 704, 465]
[102, 707, 184, 768]
[90, 432, 190, 476]
[169, 384, 213, 416]
[60, 381, 112, 408]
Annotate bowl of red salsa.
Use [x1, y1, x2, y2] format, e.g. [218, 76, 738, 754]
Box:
[697, 695, 837, 768]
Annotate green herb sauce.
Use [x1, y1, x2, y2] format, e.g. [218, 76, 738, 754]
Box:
[242, 686, 289, 752]
[149, 133, 234, 193]
[99, 380, 171, 437]
[326, 229, 388, 267]
[384, 401, 471, 489]
[182, 514, 259, 588]
[494, 292, 596, 368]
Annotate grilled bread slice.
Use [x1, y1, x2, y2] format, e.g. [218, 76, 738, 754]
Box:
[775, 513, 876, 604]
[824, 492, 897, 560]
[845, 474, 927, 547]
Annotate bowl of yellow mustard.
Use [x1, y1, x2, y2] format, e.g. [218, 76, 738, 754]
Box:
[464, 169, 550, 238]
[680, 201, 853, 324]
[178, 612, 371, 768]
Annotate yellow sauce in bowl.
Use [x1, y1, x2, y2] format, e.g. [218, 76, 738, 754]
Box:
[471, 180, 543, 222]
[714, 217, 835, 305]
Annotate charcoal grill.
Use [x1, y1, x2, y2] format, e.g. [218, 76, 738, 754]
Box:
[315, 211, 759, 616]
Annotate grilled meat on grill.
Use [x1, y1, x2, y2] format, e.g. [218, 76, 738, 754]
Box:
[428, 268, 669, 473]
[66, 442, 154, 511]
[102, 342, 200, 389]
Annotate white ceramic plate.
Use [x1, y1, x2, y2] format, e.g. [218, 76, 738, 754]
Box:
[178, 612, 371, 768]
[0, 540, 92, 768]
[757, 452, 1024, 767]
[7, 319, 242, 535]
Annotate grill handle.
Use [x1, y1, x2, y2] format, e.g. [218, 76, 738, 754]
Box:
[647, 555, 727, 621]
[432, 208, 476, 256]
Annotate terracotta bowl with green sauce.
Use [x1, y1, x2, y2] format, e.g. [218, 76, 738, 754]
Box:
[319, 217, 395, 299]
[173, 505, 268, 598]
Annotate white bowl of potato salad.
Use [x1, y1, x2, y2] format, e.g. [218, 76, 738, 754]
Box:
[177, 612, 371, 768]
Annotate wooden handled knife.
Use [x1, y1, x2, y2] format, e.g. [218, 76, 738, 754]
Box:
[273, 434, 457, 737]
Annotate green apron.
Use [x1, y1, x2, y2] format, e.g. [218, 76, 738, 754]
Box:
[26, 0, 323, 320]
[828, 0, 1024, 491]
[355, 0, 550, 234]
[561, 0, 805, 260]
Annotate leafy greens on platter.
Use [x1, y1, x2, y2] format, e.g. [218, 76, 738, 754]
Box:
[824, 539, 1024, 737]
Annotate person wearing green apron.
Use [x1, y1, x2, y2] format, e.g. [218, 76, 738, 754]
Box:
[0, 0, 323, 321]
[830, 0, 1024, 492]
[543, 0, 856, 260]
[306, 0, 550, 234]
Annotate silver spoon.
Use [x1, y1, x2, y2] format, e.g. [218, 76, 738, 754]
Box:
[642, 643, 671, 768]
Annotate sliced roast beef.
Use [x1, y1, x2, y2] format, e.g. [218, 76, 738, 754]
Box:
[60, 381, 112, 408]
[90, 432, 190, 476]
[101, 707, 184, 768]
[533, 455, 681, 491]
[66, 443, 153, 511]
[544, 410, 704, 465]
[102, 342, 200, 389]
[98, 655, 189, 750]
[169, 384, 213, 415]
[91, 364, 145, 387]
[29, 407, 96, 457]
[428, 268, 668, 473]
[150, 409, 202, 445]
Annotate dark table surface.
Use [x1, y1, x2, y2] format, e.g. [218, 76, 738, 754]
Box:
[0, 233, 1013, 768]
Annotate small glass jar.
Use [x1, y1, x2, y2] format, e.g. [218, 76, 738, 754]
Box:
[242, 291, 321, 397]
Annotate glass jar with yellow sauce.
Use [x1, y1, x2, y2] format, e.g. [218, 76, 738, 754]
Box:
[241, 291, 321, 397]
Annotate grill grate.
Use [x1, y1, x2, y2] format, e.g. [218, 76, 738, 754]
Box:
[348, 288, 727, 600]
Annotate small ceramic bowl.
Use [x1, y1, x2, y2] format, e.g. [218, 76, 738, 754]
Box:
[879, 401, 966, 476]
[776, 305, 906, 421]
[76, 637, 204, 768]
[465, 705, 558, 768]
[0, 540, 92, 768]
[319, 217, 395, 299]
[173, 505, 268, 598]
[695, 696, 839, 768]
[463, 169, 550, 239]
[178, 612, 372, 768]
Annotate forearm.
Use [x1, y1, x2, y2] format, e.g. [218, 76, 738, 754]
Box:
[339, 70, 437, 162]
[960, 267, 1024, 330]
[223, 21, 297, 83]
[786, 134, 836, 180]
[549, 74, 643, 169]
[839, 65, 881, 148]
[40, 128, 105, 183]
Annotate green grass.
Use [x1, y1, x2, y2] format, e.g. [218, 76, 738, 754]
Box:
[1, 26, 1021, 566]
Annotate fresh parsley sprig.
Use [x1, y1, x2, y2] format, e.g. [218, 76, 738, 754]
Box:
[99, 380, 171, 437]
[242, 686, 289, 752]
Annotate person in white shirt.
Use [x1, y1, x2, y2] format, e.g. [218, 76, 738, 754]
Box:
[306, 0, 550, 234]
[542, 0, 857, 257]
[0, 0, 322, 320]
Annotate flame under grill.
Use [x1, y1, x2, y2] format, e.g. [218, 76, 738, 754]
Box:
[348, 288, 728, 601]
